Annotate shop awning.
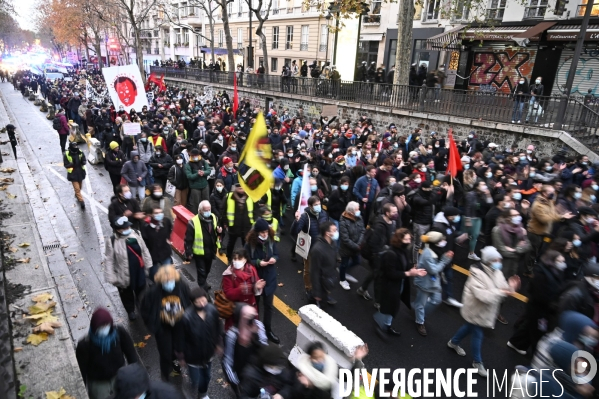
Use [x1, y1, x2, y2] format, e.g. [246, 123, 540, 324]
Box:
[425, 25, 464, 51]
[359, 33, 383, 41]
[511, 21, 557, 46]
[200, 47, 242, 55]
[462, 26, 544, 41]
[546, 24, 599, 41]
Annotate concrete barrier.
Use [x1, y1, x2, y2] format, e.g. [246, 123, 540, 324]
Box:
[171, 205, 194, 257]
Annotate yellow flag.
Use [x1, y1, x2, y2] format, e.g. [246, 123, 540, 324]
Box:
[237, 112, 273, 202]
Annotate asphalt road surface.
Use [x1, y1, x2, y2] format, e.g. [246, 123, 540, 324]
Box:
[0, 82, 531, 399]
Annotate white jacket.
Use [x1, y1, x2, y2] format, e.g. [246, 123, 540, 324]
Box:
[460, 263, 509, 329]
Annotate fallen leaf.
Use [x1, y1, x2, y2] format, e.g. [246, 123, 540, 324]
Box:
[8, 247, 17, 253]
[0, 178, 13, 183]
[25, 310, 59, 325]
[134, 342, 147, 348]
[28, 301, 56, 314]
[0, 185, 8, 191]
[33, 321, 62, 334]
[35, 264, 39, 269]
[182, 261, 190, 264]
[16, 258, 30, 263]
[297, 270, 302, 273]
[277, 283, 284, 287]
[17, 242, 30, 247]
[45, 388, 74, 399]
[32, 293, 53, 302]
[144, 334, 151, 340]
[14, 347, 22, 352]
[26, 332, 48, 346]
[6, 193, 16, 199]
[0, 168, 15, 173]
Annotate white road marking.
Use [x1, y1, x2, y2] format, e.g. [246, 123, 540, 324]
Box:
[83, 171, 106, 259]
[46, 166, 109, 214]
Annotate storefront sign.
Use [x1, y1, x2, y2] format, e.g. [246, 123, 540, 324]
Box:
[463, 32, 541, 41]
[547, 31, 599, 41]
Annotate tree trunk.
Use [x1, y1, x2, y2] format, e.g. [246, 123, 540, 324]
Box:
[221, 3, 235, 71]
[258, 30, 268, 74]
[94, 39, 103, 69]
[209, 20, 216, 64]
[393, 0, 413, 85]
[134, 27, 146, 82]
[83, 31, 91, 63]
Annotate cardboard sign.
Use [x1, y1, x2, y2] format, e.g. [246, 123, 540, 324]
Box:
[146, 92, 154, 105]
[322, 104, 338, 116]
[123, 123, 141, 136]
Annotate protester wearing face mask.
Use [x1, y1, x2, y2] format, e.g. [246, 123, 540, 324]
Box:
[141, 206, 174, 281]
[141, 184, 173, 221]
[296, 341, 339, 399]
[148, 145, 173, 191]
[104, 216, 153, 321]
[244, 218, 280, 344]
[239, 343, 298, 399]
[167, 154, 189, 207]
[221, 249, 266, 330]
[447, 246, 520, 377]
[208, 178, 228, 220]
[216, 156, 239, 192]
[511, 77, 529, 124]
[76, 307, 138, 399]
[121, 151, 148, 200]
[184, 148, 212, 213]
[507, 250, 566, 357]
[141, 265, 190, 382]
[105, 141, 126, 193]
[413, 231, 454, 336]
[219, 140, 240, 166]
[464, 181, 494, 261]
[108, 184, 146, 231]
[174, 287, 223, 399]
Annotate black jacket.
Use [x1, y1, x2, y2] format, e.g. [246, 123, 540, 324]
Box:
[184, 215, 219, 259]
[149, 153, 174, 178]
[110, 363, 184, 399]
[105, 149, 126, 175]
[240, 364, 299, 399]
[167, 164, 189, 190]
[175, 304, 223, 366]
[412, 189, 437, 225]
[379, 246, 412, 316]
[327, 188, 351, 221]
[339, 212, 365, 258]
[309, 237, 338, 300]
[141, 219, 173, 262]
[140, 281, 191, 334]
[108, 196, 143, 230]
[76, 325, 138, 382]
[64, 149, 87, 182]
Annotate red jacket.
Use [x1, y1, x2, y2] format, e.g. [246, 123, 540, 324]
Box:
[58, 113, 70, 135]
[221, 264, 262, 330]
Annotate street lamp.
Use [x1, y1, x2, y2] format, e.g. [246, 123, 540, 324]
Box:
[327, 3, 340, 65]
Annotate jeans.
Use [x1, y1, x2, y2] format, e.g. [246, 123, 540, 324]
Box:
[133, 185, 146, 200]
[188, 362, 212, 395]
[511, 100, 525, 121]
[466, 217, 482, 253]
[412, 223, 431, 263]
[526, 99, 542, 122]
[441, 262, 455, 300]
[373, 311, 393, 328]
[413, 289, 442, 324]
[340, 254, 360, 282]
[451, 322, 484, 363]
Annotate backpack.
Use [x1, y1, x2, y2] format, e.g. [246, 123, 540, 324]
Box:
[359, 227, 374, 260]
[52, 117, 62, 131]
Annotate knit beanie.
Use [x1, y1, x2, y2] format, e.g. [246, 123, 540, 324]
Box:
[253, 218, 270, 233]
[90, 307, 113, 331]
[480, 246, 502, 264]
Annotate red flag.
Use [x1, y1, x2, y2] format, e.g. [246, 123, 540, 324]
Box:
[446, 129, 463, 178]
[233, 73, 239, 116]
[148, 73, 167, 92]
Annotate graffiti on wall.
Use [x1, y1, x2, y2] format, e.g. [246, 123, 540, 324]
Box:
[468, 49, 537, 94]
[554, 53, 599, 95]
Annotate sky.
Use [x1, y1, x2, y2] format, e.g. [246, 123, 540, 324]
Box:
[14, 0, 37, 31]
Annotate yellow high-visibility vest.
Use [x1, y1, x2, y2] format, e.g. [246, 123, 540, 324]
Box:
[226, 192, 254, 227]
[65, 151, 85, 174]
[191, 214, 221, 255]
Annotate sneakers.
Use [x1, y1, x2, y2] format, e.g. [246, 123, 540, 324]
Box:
[327, 296, 337, 305]
[357, 287, 372, 300]
[339, 280, 351, 290]
[468, 253, 481, 261]
[345, 273, 358, 283]
[472, 362, 487, 377]
[447, 340, 466, 356]
[511, 120, 515, 123]
[497, 314, 508, 325]
[444, 298, 463, 308]
[518, 120, 521, 124]
[416, 323, 427, 336]
[79, 201, 85, 210]
[507, 341, 527, 355]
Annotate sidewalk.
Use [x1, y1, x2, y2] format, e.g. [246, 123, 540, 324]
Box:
[0, 90, 87, 398]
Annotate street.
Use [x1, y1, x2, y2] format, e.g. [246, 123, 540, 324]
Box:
[0, 81, 530, 398]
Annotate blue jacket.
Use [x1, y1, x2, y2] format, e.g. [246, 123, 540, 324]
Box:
[353, 175, 379, 203]
[273, 166, 286, 180]
[292, 209, 329, 241]
[414, 246, 452, 293]
[291, 175, 303, 206]
[244, 238, 279, 296]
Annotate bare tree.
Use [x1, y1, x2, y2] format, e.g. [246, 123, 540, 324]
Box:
[246, 0, 272, 74]
[393, 0, 413, 85]
[214, 0, 234, 71]
[184, 0, 219, 65]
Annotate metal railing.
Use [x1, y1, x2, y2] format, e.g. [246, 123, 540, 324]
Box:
[151, 67, 599, 151]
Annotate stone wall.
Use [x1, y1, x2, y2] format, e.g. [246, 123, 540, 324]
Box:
[166, 77, 598, 162]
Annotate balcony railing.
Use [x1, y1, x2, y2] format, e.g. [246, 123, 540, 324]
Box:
[362, 14, 381, 23]
[238, 43, 244, 49]
[154, 48, 160, 54]
[150, 66, 599, 153]
[300, 43, 308, 51]
[524, 5, 547, 18]
[319, 44, 327, 52]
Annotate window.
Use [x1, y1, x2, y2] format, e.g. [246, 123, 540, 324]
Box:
[218, 29, 224, 47]
[412, 40, 430, 68]
[319, 24, 328, 52]
[180, 2, 187, 17]
[286, 26, 293, 49]
[524, 0, 548, 17]
[424, 0, 440, 20]
[300, 25, 309, 51]
[228, 2, 233, 15]
[237, 28, 243, 49]
[183, 28, 189, 45]
[175, 28, 181, 45]
[284, 58, 291, 68]
[454, 0, 470, 20]
[363, 0, 381, 23]
[578, 0, 599, 16]
[273, 0, 279, 14]
[238, 0, 243, 16]
[271, 57, 278, 72]
[486, 0, 506, 19]
[272, 26, 279, 49]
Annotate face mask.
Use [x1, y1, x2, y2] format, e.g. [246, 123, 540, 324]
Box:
[340, 185, 349, 191]
[121, 228, 132, 236]
[573, 239, 582, 247]
[427, 150, 432, 154]
[437, 240, 447, 248]
[592, 195, 597, 203]
[311, 185, 318, 191]
[511, 215, 522, 224]
[233, 260, 245, 269]
[153, 213, 164, 221]
[218, 135, 223, 140]
[264, 366, 283, 375]
[153, 191, 163, 198]
[283, 165, 289, 170]
[587, 217, 596, 225]
[545, 166, 553, 172]
[555, 261, 567, 271]
[593, 185, 599, 191]
[388, 213, 399, 221]
[355, 210, 361, 217]
[96, 325, 111, 337]
[519, 80, 524, 84]
[329, 154, 333, 159]
[312, 362, 325, 372]
[258, 234, 268, 241]
[574, 192, 583, 199]
[216, 186, 224, 192]
[177, 159, 183, 165]
[535, 79, 541, 84]
[504, 203, 512, 209]
[123, 191, 132, 200]
[288, 153, 294, 157]
[529, 172, 536, 178]
[491, 262, 502, 270]
[464, 164, 470, 170]
[331, 231, 339, 241]
[519, 156, 526, 161]
[420, 167, 427, 172]
[162, 280, 175, 292]
[579, 335, 598, 350]
[485, 172, 492, 178]
[513, 193, 522, 201]
[313, 205, 322, 213]
[140, 138, 147, 142]
[468, 135, 473, 139]
[301, 152, 307, 157]
[201, 148, 208, 153]
[414, 178, 422, 184]
[230, 147, 237, 152]
[452, 215, 461, 223]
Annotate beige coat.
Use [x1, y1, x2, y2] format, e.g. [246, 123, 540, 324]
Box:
[528, 195, 561, 235]
[460, 263, 510, 329]
[104, 231, 153, 288]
